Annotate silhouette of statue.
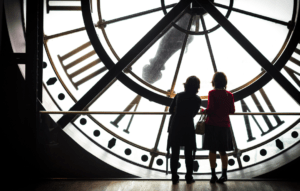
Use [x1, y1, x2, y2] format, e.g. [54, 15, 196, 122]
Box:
[142, 13, 194, 84]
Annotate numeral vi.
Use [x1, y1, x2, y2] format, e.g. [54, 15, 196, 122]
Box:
[110, 95, 142, 134]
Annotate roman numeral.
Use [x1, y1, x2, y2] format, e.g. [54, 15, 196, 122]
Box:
[58, 42, 107, 90]
[110, 95, 142, 131]
[284, 47, 300, 88]
[46, 0, 92, 13]
[241, 88, 285, 142]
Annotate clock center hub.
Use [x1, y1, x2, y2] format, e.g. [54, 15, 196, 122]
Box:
[190, 0, 215, 16]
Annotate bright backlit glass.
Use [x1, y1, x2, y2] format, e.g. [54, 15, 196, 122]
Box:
[41, 0, 299, 175]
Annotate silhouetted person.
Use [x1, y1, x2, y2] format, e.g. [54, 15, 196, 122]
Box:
[202, 72, 235, 183]
[167, 76, 201, 184]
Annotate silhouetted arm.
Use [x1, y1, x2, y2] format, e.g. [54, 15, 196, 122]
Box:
[193, 98, 201, 117]
[169, 95, 177, 114]
[230, 93, 235, 114]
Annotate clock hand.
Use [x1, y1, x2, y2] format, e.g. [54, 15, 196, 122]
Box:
[82, 0, 195, 107]
[57, 0, 193, 129]
[196, 0, 300, 105]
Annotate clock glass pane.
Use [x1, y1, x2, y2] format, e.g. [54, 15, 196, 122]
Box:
[40, 0, 299, 177]
[94, 0, 293, 98]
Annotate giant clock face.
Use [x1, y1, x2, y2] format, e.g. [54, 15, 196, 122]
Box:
[21, 0, 300, 178]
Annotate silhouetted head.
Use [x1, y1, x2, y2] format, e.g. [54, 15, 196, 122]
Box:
[184, 76, 200, 94]
[211, 72, 227, 89]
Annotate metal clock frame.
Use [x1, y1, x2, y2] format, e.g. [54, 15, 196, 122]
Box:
[40, 0, 300, 178]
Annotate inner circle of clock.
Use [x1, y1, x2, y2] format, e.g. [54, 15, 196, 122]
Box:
[160, 0, 234, 35]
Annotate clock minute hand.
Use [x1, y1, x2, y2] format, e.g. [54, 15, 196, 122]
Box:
[57, 0, 193, 129]
[195, 0, 300, 105]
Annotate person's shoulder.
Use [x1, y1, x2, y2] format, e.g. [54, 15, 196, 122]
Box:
[174, 92, 185, 99]
[226, 90, 233, 96]
[194, 94, 201, 101]
[226, 90, 234, 98]
[208, 90, 215, 95]
[176, 92, 185, 97]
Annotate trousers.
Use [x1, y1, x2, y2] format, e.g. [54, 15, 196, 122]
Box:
[171, 145, 193, 181]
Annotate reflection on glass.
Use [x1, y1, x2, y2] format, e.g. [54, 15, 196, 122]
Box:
[142, 13, 193, 84]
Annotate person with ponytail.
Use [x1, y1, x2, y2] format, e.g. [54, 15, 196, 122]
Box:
[202, 72, 235, 183]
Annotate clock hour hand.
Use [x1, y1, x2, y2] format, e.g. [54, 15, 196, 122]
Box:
[196, 0, 300, 105]
[142, 13, 194, 84]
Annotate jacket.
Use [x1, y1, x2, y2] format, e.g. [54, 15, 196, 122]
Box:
[167, 91, 201, 152]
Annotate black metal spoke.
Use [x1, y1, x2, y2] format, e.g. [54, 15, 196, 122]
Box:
[214, 2, 291, 27]
[44, 26, 87, 40]
[194, 15, 200, 32]
[196, 0, 300, 105]
[148, 106, 169, 168]
[57, 0, 192, 129]
[200, 15, 217, 73]
[102, 4, 176, 26]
